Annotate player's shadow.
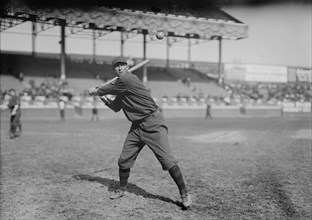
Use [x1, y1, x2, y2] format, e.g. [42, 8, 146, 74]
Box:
[72, 174, 183, 208]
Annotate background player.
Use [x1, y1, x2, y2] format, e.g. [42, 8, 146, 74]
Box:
[91, 97, 99, 121]
[58, 96, 66, 121]
[1, 89, 22, 139]
[88, 56, 192, 209]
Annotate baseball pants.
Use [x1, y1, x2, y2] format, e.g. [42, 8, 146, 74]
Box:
[118, 109, 178, 171]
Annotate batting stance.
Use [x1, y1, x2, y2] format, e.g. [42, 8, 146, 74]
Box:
[88, 56, 192, 209]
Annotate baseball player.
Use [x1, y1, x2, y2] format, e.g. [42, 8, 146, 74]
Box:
[88, 56, 192, 209]
[58, 96, 66, 121]
[2, 89, 22, 139]
[91, 97, 99, 121]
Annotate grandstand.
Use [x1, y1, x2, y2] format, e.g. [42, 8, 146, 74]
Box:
[0, 52, 227, 100]
[1, 51, 311, 108]
[1, 0, 253, 106]
[0, 74, 24, 94]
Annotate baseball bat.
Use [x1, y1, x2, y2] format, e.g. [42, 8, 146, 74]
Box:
[99, 59, 151, 87]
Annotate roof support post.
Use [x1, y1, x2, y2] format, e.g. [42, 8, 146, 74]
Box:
[166, 36, 170, 71]
[120, 30, 124, 56]
[60, 19, 66, 81]
[187, 38, 191, 68]
[142, 32, 147, 83]
[31, 21, 36, 56]
[92, 29, 96, 62]
[218, 36, 223, 85]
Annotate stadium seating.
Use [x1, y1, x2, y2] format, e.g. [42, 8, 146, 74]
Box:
[166, 67, 211, 82]
[65, 78, 103, 95]
[191, 82, 229, 97]
[0, 74, 24, 93]
[146, 81, 193, 99]
[0, 52, 230, 105]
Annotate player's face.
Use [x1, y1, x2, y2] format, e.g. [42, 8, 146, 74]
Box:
[113, 62, 129, 76]
[9, 90, 16, 96]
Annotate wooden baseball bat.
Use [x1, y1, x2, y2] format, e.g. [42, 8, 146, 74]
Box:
[99, 59, 151, 87]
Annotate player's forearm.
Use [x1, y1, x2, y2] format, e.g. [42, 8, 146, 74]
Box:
[88, 79, 125, 96]
[88, 87, 100, 96]
[13, 104, 19, 111]
[100, 97, 121, 112]
[88, 86, 114, 96]
[11, 105, 19, 115]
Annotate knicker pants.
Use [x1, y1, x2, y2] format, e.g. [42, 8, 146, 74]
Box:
[118, 109, 177, 171]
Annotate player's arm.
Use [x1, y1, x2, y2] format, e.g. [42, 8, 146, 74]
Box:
[100, 96, 122, 112]
[11, 104, 19, 115]
[88, 78, 126, 97]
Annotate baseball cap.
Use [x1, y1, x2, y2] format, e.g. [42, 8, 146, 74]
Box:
[111, 56, 128, 67]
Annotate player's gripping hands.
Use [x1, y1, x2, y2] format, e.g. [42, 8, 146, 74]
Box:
[88, 87, 98, 96]
[88, 86, 110, 105]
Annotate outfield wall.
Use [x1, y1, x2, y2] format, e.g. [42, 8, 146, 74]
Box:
[1, 104, 301, 121]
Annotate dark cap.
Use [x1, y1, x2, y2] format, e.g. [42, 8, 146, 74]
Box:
[111, 56, 127, 67]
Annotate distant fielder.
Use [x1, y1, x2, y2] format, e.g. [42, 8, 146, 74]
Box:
[88, 56, 192, 209]
[2, 89, 22, 139]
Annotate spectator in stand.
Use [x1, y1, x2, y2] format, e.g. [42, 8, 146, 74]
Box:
[18, 72, 24, 81]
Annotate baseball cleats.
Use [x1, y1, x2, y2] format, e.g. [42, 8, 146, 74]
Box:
[110, 189, 125, 200]
[181, 193, 192, 209]
[8, 134, 19, 139]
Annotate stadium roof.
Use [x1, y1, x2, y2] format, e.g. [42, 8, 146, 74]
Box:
[1, 0, 248, 40]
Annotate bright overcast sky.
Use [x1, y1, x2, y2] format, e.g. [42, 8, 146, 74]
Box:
[0, 2, 311, 68]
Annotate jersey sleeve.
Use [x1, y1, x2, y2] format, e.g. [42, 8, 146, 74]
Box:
[103, 96, 122, 112]
[97, 78, 127, 96]
[8, 96, 20, 108]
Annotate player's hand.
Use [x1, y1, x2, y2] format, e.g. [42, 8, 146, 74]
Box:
[88, 87, 98, 96]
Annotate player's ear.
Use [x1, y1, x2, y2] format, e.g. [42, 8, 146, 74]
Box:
[112, 66, 117, 73]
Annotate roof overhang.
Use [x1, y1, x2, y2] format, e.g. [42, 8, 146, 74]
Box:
[2, 5, 248, 40]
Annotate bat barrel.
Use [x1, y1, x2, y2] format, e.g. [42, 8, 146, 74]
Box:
[129, 59, 151, 72]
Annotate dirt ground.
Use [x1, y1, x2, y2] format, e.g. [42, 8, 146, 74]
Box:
[1, 116, 311, 219]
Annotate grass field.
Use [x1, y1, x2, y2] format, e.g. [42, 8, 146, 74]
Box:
[1, 116, 311, 219]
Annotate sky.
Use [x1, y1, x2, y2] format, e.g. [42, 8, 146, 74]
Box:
[0, 2, 311, 68]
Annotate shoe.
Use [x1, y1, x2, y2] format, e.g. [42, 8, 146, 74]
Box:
[8, 135, 15, 139]
[181, 193, 192, 209]
[8, 134, 17, 139]
[110, 189, 125, 200]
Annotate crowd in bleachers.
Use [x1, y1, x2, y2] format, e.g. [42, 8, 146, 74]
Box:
[223, 81, 311, 105]
[2, 74, 310, 107]
[0, 76, 76, 104]
[22, 77, 63, 99]
[1, 53, 310, 107]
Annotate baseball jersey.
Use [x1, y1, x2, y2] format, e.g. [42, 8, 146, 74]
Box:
[97, 71, 158, 122]
[8, 95, 21, 112]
